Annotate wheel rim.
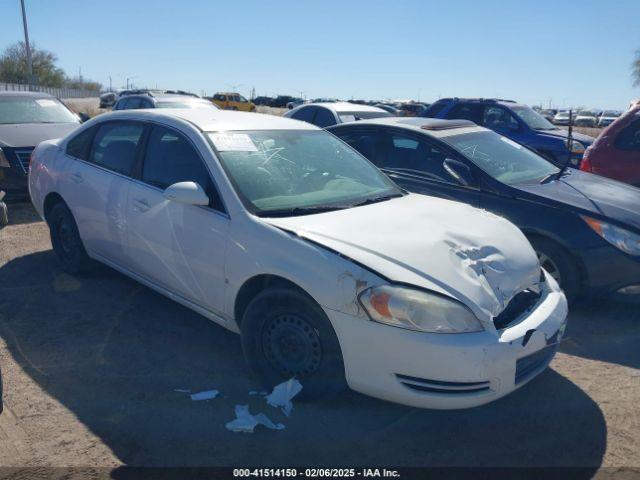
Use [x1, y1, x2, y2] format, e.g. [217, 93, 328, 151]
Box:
[57, 217, 79, 261]
[537, 251, 562, 284]
[262, 314, 322, 378]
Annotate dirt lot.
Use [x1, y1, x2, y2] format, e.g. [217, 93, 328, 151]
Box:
[0, 203, 639, 475]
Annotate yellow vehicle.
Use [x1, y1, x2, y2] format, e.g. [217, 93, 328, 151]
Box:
[211, 92, 256, 112]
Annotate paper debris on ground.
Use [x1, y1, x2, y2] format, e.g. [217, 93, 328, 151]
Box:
[174, 389, 191, 393]
[225, 405, 285, 433]
[265, 378, 303, 416]
[190, 390, 219, 401]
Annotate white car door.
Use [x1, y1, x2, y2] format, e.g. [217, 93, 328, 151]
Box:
[126, 124, 230, 315]
[60, 121, 145, 267]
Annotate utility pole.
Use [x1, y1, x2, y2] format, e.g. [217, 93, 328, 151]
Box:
[20, 0, 34, 88]
[108, 76, 112, 92]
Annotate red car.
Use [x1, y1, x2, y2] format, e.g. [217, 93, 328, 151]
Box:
[581, 105, 640, 187]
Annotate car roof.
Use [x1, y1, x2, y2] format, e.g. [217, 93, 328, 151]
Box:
[91, 109, 319, 131]
[0, 91, 56, 99]
[435, 97, 526, 108]
[116, 93, 206, 103]
[153, 94, 209, 102]
[330, 116, 483, 137]
[300, 102, 388, 114]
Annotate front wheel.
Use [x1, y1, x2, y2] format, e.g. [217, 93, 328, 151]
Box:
[48, 203, 93, 274]
[529, 236, 580, 303]
[241, 287, 346, 399]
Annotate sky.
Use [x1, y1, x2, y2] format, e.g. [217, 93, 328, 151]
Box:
[1, 0, 639, 109]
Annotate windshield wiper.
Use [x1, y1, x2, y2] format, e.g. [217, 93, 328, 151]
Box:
[349, 192, 404, 208]
[258, 205, 348, 218]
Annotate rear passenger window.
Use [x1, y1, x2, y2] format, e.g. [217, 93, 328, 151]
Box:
[313, 107, 336, 127]
[66, 127, 95, 160]
[142, 126, 224, 211]
[89, 122, 144, 175]
[291, 107, 316, 123]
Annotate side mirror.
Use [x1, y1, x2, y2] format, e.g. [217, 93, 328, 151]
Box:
[443, 159, 476, 187]
[163, 181, 209, 206]
[78, 112, 90, 123]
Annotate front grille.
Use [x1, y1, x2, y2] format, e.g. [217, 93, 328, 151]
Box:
[515, 344, 556, 384]
[493, 289, 541, 330]
[13, 148, 33, 174]
[396, 374, 491, 395]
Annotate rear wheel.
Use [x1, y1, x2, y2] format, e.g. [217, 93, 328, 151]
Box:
[241, 287, 346, 399]
[48, 203, 93, 274]
[529, 236, 580, 303]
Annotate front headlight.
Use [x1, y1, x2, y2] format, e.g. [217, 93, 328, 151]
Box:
[570, 140, 585, 154]
[582, 216, 640, 256]
[358, 285, 484, 333]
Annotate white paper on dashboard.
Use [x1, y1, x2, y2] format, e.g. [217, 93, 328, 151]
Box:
[209, 133, 258, 152]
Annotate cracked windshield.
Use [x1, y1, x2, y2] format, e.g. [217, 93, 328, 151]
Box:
[210, 130, 402, 215]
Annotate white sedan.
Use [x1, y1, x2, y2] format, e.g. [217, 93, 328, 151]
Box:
[29, 109, 567, 409]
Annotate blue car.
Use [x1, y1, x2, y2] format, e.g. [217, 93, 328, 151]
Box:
[328, 117, 640, 302]
[424, 98, 594, 167]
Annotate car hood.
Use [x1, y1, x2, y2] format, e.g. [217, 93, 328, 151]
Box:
[0, 123, 79, 148]
[262, 193, 541, 320]
[534, 128, 594, 145]
[515, 169, 640, 230]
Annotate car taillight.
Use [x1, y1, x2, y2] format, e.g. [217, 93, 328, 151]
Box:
[580, 154, 593, 172]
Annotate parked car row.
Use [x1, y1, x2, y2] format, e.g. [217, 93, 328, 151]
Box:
[550, 109, 621, 128]
[3, 90, 639, 412]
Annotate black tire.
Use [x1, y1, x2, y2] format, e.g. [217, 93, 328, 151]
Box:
[48, 203, 93, 274]
[241, 287, 346, 399]
[529, 236, 581, 303]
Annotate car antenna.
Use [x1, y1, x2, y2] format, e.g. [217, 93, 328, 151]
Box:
[557, 108, 573, 178]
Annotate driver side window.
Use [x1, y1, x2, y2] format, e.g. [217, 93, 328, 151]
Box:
[142, 126, 224, 212]
[483, 106, 519, 131]
[386, 133, 458, 185]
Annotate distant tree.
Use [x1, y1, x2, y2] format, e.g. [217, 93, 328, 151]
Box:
[0, 42, 65, 87]
[633, 49, 640, 87]
[64, 76, 102, 92]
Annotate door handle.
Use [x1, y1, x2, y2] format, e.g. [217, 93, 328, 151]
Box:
[71, 172, 83, 183]
[133, 198, 150, 212]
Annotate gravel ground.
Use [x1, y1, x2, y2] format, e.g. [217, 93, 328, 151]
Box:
[0, 203, 638, 475]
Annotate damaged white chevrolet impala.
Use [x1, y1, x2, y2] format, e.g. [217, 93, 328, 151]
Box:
[29, 109, 568, 409]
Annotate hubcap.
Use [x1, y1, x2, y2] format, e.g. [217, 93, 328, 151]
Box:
[262, 314, 322, 378]
[537, 251, 562, 284]
[57, 218, 78, 260]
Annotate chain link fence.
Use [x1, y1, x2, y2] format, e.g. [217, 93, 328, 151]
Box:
[0, 82, 99, 99]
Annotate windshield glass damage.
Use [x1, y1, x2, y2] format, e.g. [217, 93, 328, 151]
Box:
[209, 130, 402, 216]
[443, 130, 559, 185]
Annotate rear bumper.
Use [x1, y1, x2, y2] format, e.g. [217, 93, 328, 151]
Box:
[326, 274, 568, 409]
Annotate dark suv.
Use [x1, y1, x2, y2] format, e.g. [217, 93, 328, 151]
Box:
[425, 98, 594, 167]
